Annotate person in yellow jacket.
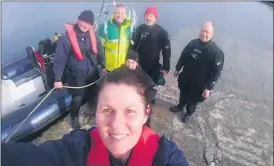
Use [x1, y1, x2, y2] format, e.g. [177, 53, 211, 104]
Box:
[99, 4, 135, 72]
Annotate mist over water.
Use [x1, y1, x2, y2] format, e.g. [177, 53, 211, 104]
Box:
[2, 2, 273, 65]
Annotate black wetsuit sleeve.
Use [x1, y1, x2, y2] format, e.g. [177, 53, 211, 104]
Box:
[131, 25, 141, 51]
[53, 35, 70, 82]
[175, 42, 191, 72]
[2, 130, 89, 166]
[96, 33, 105, 69]
[205, 49, 224, 90]
[160, 29, 171, 72]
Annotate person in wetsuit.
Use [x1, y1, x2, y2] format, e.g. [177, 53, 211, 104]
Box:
[131, 7, 171, 84]
[125, 49, 157, 105]
[53, 10, 106, 129]
[170, 21, 224, 123]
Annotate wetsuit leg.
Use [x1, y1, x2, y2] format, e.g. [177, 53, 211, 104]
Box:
[186, 102, 198, 115]
[170, 87, 187, 112]
[70, 95, 83, 118]
[82, 73, 99, 105]
[178, 88, 187, 108]
[66, 73, 88, 129]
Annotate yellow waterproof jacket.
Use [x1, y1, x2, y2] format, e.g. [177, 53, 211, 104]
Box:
[99, 17, 134, 71]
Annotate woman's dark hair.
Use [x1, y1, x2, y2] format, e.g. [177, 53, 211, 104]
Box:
[96, 65, 153, 127]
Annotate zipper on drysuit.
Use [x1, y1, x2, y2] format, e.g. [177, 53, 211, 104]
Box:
[117, 25, 121, 67]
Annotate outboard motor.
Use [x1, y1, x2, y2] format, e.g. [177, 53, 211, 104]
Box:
[26, 33, 69, 91]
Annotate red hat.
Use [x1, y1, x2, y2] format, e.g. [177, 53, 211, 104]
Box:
[144, 7, 158, 19]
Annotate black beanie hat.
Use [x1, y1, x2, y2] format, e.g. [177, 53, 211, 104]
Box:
[78, 10, 95, 25]
[126, 49, 139, 62]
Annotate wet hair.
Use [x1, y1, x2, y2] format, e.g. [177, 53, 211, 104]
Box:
[96, 65, 153, 126]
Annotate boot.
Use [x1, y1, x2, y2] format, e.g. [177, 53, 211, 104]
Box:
[151, 99, 156, 105]
[71, 117, 81, 129]
[169, 104, 184, 112]
[182, 114, 192, 123]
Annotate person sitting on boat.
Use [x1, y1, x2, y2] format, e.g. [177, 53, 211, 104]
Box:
[53, 10, 107, 129]
[125, 49, 157, 105]
[98, 4, 135, 72]
[131, 7, 171, 85]
[2, 66, 189, 166]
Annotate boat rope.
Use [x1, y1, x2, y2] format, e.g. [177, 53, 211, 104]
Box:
[4, 77, 102, 143]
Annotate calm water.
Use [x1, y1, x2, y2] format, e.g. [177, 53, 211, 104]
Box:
[2, 2, 273, 65]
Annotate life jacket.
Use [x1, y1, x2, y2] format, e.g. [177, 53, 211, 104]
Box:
[87, 126, 160, 166]
[64, 23, 98, 61]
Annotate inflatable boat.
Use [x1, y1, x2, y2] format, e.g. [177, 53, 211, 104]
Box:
[1, 0, 136, 143]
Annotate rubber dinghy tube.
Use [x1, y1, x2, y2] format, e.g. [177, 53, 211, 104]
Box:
[1, 89, 72, 143]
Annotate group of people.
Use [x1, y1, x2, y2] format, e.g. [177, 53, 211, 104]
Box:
[53, 5, 173, 129]
[2, 4, 224, 166]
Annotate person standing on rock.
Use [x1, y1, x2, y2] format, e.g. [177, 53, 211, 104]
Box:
[170, 21, 224, 123]
[98, 4, 135, 72]
[2, 66, 189, 166]
[53, 10, 106, 129]
[125, 49, 157, 105]
[131, 7, 171, 85]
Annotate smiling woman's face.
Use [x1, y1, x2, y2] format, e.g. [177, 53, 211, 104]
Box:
[95, 83, 149, 157]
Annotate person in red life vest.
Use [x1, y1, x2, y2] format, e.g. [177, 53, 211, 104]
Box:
[53, 10, 107, 129]
[2, 66, 189, 166]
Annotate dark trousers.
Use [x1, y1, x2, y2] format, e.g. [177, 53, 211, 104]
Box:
[178, 88, 198, 115]
[67, 72, 99, 118]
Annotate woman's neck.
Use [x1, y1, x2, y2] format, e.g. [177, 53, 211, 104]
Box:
[111, 150, 132, 164]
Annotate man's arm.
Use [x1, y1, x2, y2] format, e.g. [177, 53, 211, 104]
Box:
[53, 35, 70, 81]
[128, 25, 137, 50]
[95, 33, 105, 69]
[130, 25, 141, 51]
[160, 29, 171, 72]
[175, 42, 191, 72]
[205, 49, 225, 90]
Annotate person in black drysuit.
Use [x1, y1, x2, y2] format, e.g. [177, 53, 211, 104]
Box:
[53, 10, 106, 129]
[170, 22, 224, 123]
[125, 49, 157, 106]
[131, 7, 171, 85]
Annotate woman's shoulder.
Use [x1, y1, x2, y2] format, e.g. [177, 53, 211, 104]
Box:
[154, 136, 189, 166]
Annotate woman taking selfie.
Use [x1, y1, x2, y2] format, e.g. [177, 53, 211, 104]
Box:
[2, 66, 189, 166]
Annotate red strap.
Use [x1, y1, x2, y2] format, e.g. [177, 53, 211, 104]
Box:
[34, 50, 45, 72]
[64, 23, 98, 61]
[64, 24, 83, 60]
[88, 129, 110, 166]
[87, 126, 160, 166]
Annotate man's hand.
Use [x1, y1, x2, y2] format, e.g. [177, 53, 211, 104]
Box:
[102, 69, 107, 77]
[160, 70, 168, 75]
[54, 81, 63, 89]
[202, 89, 211, 99]
[173, 71, 179, 77]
